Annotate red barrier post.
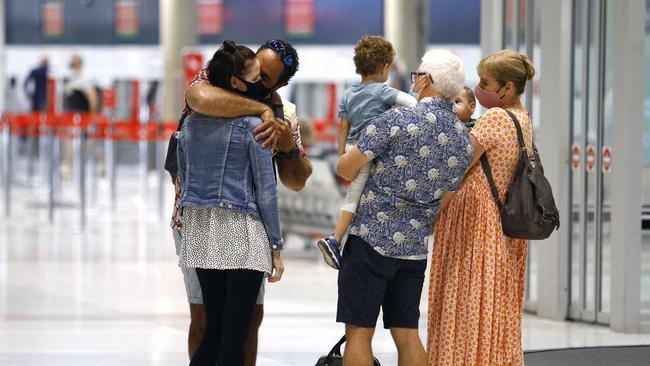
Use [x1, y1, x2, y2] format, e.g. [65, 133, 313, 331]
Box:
[47, 78, 56, 115]
[131, 80, 140, 127]
[103, 87, 117, 210]
[2, 113, 11, 216]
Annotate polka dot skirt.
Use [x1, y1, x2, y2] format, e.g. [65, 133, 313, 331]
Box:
[179, 207, 272, 275]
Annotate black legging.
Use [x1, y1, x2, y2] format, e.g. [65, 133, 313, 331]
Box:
[190, 268, 264, 366]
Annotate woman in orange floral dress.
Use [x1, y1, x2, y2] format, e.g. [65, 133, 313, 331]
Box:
[427, 50, 537, 365]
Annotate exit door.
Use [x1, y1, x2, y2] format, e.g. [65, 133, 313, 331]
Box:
[568, 0, 614, 324]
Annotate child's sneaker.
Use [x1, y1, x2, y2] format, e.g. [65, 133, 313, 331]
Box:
[317, 235, 342, 270]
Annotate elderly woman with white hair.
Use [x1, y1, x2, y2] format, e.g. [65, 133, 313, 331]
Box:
[335, 49, 473, 366]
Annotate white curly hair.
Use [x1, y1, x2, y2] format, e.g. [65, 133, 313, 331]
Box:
[417, 49, 465, 99]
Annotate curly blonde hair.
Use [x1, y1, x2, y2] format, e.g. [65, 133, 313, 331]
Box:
[353, 35, 395, 76]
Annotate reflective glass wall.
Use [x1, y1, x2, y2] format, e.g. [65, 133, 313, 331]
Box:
[642, 0, 650, 324]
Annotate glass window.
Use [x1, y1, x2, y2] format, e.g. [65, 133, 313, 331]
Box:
[570, 0, 585, 315]
[600, 0, 615, 316]
[641, 0, 650, 314]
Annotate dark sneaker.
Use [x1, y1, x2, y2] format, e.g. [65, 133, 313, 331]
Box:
[316, 235, 342, 270]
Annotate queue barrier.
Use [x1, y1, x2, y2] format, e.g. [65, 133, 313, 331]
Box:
[0, 112, 177, 228]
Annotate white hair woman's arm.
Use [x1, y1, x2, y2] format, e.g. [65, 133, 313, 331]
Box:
[337, 146, 372, 181]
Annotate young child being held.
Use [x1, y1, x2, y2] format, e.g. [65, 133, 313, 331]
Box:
[454, 86, 477, 129]
[316, 35, 417, 270]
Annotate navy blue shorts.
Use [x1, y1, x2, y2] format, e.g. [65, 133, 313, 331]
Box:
[336, 235, 427, 329]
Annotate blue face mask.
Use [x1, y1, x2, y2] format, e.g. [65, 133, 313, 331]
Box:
[408, 88, 419, 100]
[409, 76, 425, 100]
[408, 83, 420, 100]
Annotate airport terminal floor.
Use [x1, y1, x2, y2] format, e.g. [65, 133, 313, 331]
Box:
[1, 165, 649, 366]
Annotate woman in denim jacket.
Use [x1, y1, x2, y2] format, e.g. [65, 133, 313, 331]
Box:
[177, 40, 283, 366]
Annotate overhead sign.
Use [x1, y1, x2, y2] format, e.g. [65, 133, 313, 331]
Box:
[115, 0, 140, 37]
[602, 146, 612, 174]
[571, 144, 581, 172]
[197, 0, 224, 36]
[586, 145, 596, 173]
[285, 0, 314, 36]
[42, 2, 64, 38]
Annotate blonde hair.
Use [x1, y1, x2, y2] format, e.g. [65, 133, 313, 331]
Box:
[477, 50, 536, 95]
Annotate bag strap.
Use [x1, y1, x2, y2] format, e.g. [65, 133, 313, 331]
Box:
[480, 154, 504, 211]
[503, 110, 527, 157]
[328, 335, 347, 357]
[503, 109, 538, 162]
[480, 108, 529, 211]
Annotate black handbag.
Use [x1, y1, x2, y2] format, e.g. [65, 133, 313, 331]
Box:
[480, 109, 560, 240]
[163, 111, 190, 185]
[315, 335, 381, 366]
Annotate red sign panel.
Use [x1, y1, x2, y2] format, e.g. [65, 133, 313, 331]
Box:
[571, 144, 581, 172]
[197, 0, 224, 36]
[184, 52, 204, 89]
[586, 145, 596, 173]
[115, 1, 139, 37]
[42, 2, 64, 37]
[602, 146, 612, 174]
[285, 0, 314, 36]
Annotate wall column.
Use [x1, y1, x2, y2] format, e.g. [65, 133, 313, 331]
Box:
[480, 0, 504, 57]
[160, 0, 197, 121]
[535, 0, 573, 321]
[609, 0, 645, 333]
[384, 0, 428, 73]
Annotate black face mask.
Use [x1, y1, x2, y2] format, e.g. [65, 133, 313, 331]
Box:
[238, 77, 271, 100]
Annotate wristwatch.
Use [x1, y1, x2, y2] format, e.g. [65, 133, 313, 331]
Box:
[277, 146, 301, 160]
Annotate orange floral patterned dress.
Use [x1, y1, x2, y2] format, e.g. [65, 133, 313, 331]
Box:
[427, 107, 533, 365]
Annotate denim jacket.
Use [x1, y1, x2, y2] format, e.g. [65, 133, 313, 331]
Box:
[177, 113, 283, 250]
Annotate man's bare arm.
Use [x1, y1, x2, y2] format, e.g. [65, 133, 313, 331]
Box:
[186, 83, 269, 117]
[186, 83, 278, 146]
[273, 117, 312, 191]
[276, 155, 313, 191]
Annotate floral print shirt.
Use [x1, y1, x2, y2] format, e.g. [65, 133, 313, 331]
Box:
[349, 98, 473, 259]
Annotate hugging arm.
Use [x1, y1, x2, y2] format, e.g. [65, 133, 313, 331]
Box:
[186, 83, 278, 145]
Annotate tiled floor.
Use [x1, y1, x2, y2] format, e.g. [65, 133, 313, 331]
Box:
[1, 163, 650, 365]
